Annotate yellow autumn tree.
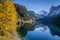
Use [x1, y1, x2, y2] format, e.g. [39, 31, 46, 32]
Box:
[0, 0, 20, 40]
[0, 0, 17, 31]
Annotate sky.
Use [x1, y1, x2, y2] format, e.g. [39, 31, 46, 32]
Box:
[14, 0, 60, 12]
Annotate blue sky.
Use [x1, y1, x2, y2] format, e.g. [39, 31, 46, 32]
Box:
[14, 0, 60, 12]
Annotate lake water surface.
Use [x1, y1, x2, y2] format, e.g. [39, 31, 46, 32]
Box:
[20, 22, 60, 40]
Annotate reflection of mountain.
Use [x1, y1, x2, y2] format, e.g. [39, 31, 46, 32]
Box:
[17, 23, 37, 37]
[17, 22, 49, 37]
[48, 23, 60, 36]
[17, 22, 60, 38]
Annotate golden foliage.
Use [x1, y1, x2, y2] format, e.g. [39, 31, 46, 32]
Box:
[0, 1, 17, 32]
[0, 1, 21, 40]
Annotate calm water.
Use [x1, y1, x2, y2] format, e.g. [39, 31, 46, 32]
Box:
[19, 22, 60, 40]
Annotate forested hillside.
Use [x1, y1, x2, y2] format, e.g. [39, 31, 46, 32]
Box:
[15, 4, 31, 21]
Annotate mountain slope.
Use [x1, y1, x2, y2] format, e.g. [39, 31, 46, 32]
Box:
[47, 5, 60, 22]
[15, 4, 31, 21]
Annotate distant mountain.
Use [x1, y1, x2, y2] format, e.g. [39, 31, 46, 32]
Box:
[37, 10, 48, 18]
[49, 5, 60, 17]
[25, 5, 60, 22]
[28, 10, 48, 21]
[45, 5, 60, 22]
[28, 11, 38, 20]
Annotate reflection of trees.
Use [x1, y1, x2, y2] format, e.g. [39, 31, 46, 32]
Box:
[48, 23, 60, 36]
[17, 22, 60, 37]
[17, 23, 31, 37]
[28, 23, 37, 31]
[17, 22, 38, 37]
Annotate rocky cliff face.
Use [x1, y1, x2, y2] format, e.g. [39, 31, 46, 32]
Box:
[47, 5, 60, 22]
[15, 4, 31, 21]
[28, 11, 37, 19]
[49, 5, 60, 16]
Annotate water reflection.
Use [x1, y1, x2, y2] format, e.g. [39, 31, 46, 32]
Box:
[48, 23, 60, 36]
[17, 22, 60, 40]
[17, 23, 31, 37]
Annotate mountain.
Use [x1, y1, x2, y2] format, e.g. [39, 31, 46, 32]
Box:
[49, 5, 60, 17]
[28, 11, 38, 20]
[43, 5, 60, 22]
[28, 6, 60, 22]
[28, 10, 48, 21]
[15, 4, 33, 37]
[15, 4, 31, 21]
[37, 10, 48, 18]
